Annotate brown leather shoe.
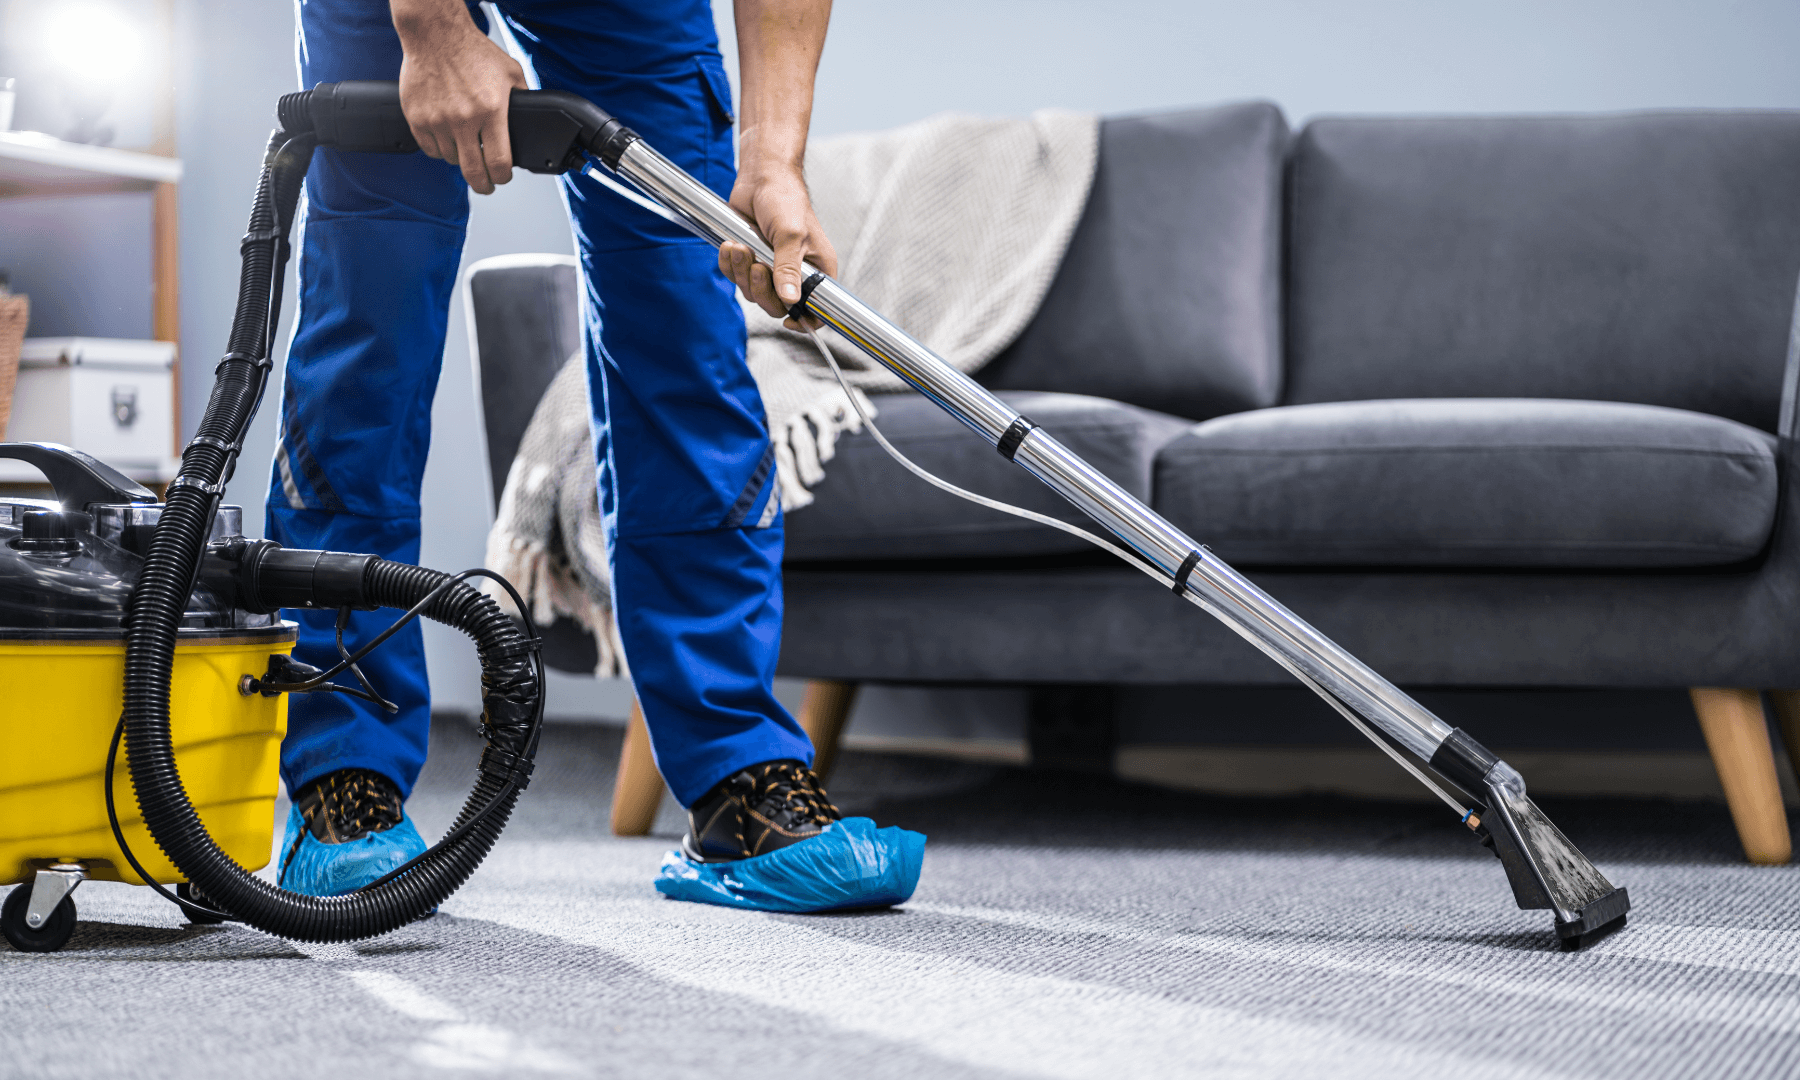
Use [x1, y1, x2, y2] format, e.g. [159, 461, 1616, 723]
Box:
[680, 760, 842, 863]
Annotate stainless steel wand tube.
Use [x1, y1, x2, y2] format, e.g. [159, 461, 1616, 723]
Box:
[611, 139, 1456, 762]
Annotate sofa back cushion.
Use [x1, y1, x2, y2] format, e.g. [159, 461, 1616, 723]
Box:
[1285, 112, 1800, 433]
[981, 101, 1288, 422]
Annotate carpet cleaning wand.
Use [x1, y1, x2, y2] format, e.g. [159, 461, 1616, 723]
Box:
[301, 82, 1625, 948]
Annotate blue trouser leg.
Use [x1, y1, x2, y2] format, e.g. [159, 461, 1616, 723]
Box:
[277, 0, 811, 806]
[271, 0, 469, 798]
[500, 1, 812, 806]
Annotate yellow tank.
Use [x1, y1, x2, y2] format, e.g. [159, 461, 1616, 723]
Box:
[0, 625, 295, 887]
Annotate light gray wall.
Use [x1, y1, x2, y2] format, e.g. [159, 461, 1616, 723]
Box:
[159, 0, 1800, 725]
[795, 0, 1800, 130]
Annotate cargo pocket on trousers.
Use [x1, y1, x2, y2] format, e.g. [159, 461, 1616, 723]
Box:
[695, 56, 736, 192]
[696, 55, 736, 129]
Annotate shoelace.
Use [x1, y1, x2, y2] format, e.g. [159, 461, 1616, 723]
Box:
[280, 769, 405, 882]
[745, 761, 842, 828]
[305, 768, 405, 841]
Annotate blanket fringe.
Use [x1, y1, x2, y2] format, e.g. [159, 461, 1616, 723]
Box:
[483, 527, 628, 679]
[773, 384, 877, 511]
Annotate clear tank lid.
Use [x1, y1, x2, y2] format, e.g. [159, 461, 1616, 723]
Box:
[0, 499, 273, 636]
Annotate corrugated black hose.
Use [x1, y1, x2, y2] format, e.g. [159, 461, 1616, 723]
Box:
[120, 100, 543, 941]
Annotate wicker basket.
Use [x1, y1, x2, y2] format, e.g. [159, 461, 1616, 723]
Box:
[0, 295, 25, 441]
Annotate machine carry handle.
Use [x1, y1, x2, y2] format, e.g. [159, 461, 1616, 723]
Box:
[0, 442, 158, 510]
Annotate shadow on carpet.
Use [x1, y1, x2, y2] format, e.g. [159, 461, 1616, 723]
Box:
[416, 718, 1770, 866]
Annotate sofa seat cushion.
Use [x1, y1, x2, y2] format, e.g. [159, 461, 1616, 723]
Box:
[785, 390, 1191, 561]
[1152, 399, 1778, 568]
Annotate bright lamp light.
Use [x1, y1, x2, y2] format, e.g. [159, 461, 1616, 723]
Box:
[41, 0, 146, 86]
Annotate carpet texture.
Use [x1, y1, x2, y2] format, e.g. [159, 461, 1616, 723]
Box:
[4, 720, 1798, 1079]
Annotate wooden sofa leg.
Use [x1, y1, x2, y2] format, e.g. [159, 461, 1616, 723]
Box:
[799, 680, 858, 783]
[610, 699, 665, 837]
[1690, 688, 1792, 865]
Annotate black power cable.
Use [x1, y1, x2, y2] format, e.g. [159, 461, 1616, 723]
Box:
[335, 607, 399, 713]
[249, 569, 505, 697]
[105, 716, 233, 923]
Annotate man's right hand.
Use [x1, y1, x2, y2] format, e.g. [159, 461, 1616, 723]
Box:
[392, 0, 527, 194]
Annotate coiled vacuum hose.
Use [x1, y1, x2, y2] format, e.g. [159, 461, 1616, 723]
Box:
[121, 116, 539, 941]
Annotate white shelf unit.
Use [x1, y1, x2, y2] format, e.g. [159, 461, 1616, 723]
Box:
[0, 133, 184, 484]
[0, 132, 182, 196]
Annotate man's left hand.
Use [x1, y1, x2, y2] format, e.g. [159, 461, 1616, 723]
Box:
[720, 160, 838, 332]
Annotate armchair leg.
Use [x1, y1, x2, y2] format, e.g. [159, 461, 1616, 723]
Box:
[1763, 690, 1800, 792]
[609, 682, 856, 835]
[798, 680, 858, 783]
[609, 699, 665, 837]
[1690, 688, 1792, 865]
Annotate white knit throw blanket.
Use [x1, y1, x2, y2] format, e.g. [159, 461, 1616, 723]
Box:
[485, 110, 1099, 675]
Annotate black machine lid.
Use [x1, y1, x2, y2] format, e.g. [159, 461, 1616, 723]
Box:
[0, 442, 272, 636]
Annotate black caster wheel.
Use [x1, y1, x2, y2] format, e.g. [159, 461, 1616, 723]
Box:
[2, 883, 76, 953]
[176, 882, 228, 925]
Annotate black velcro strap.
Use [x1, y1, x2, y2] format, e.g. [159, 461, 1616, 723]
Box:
[479, 745, 535, 789]
[785, 271, 826, 321]
[183, 435, 241, 457]
[484, 638, 541, 661]
[216, 350, 272, 373]
[1170, 550, 1202, 595]
[997, 416, 1038, 461]
[168, 475, 224, 497]
[239, 227, 282, 253]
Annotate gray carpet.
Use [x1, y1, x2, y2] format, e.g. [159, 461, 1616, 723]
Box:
[5, 720, 1800, 1079]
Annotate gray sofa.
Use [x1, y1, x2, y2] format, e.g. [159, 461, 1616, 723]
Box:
[467, 102, 1800, 858]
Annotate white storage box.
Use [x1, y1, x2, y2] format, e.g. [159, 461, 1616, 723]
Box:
[10, 337, 177, 478]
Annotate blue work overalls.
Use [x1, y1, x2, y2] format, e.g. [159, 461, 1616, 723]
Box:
[272, 0, 813, 808]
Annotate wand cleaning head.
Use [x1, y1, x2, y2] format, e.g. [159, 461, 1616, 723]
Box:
[1477, 765, 1629, 949]
[1433, 728, 1629, 949]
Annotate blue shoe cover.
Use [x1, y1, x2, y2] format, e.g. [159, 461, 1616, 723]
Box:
[277, 803, 429, 897]
[655, 817, 926, 913]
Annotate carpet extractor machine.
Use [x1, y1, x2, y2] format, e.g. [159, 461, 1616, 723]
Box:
[0, 90, 550, 951]
[0, 439, 543, 953]
[1, 83, 1625, 954]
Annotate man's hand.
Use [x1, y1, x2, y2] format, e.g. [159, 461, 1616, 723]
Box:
[721, 157, 838, 332]
[718, 0, 834, 331]
[392, 0, 527, 195]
